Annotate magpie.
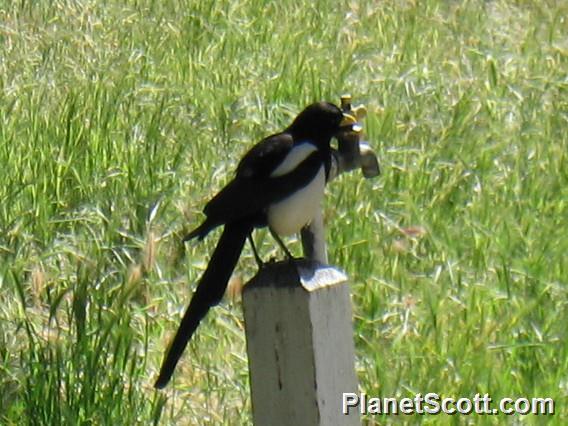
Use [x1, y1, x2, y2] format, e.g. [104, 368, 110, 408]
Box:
[154, 102, 354, 389]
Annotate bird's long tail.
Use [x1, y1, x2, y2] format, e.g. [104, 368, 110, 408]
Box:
[154, 220, 252, 389]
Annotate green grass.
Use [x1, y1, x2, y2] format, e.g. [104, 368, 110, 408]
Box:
[1, 0, 567, 424]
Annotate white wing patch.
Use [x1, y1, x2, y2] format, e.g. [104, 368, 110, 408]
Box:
[270, 142, 317, 177]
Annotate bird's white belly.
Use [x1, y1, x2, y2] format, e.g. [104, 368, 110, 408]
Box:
[267, 166, 325, 236]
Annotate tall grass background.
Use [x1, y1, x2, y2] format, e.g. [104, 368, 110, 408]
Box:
[1, 0, 566, 424]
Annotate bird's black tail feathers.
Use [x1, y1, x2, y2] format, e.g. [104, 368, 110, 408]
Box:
[155, 220, 252, 389]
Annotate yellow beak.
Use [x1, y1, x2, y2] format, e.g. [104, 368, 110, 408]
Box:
[339, 105, 367, 131]
[340, 113, 357, 127]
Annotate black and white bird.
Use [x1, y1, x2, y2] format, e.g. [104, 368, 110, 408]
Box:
[154, 102, 354, 388]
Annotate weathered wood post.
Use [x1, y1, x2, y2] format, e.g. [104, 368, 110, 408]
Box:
[243, 261, 359, 426]
[242, 96, 379, 426]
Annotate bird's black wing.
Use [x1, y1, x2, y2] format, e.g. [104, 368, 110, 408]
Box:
[235, 132, 294, 179]
[203, 149, 323, 225]
[183, 133, 323, 241]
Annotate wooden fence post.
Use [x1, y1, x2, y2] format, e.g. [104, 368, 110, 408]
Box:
[242, 260, 360, 426]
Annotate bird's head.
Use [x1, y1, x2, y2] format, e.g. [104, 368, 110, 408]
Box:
[287, 101, 356, 143]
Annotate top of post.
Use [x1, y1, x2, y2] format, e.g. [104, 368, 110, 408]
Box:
[244, 260, 348, 293]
